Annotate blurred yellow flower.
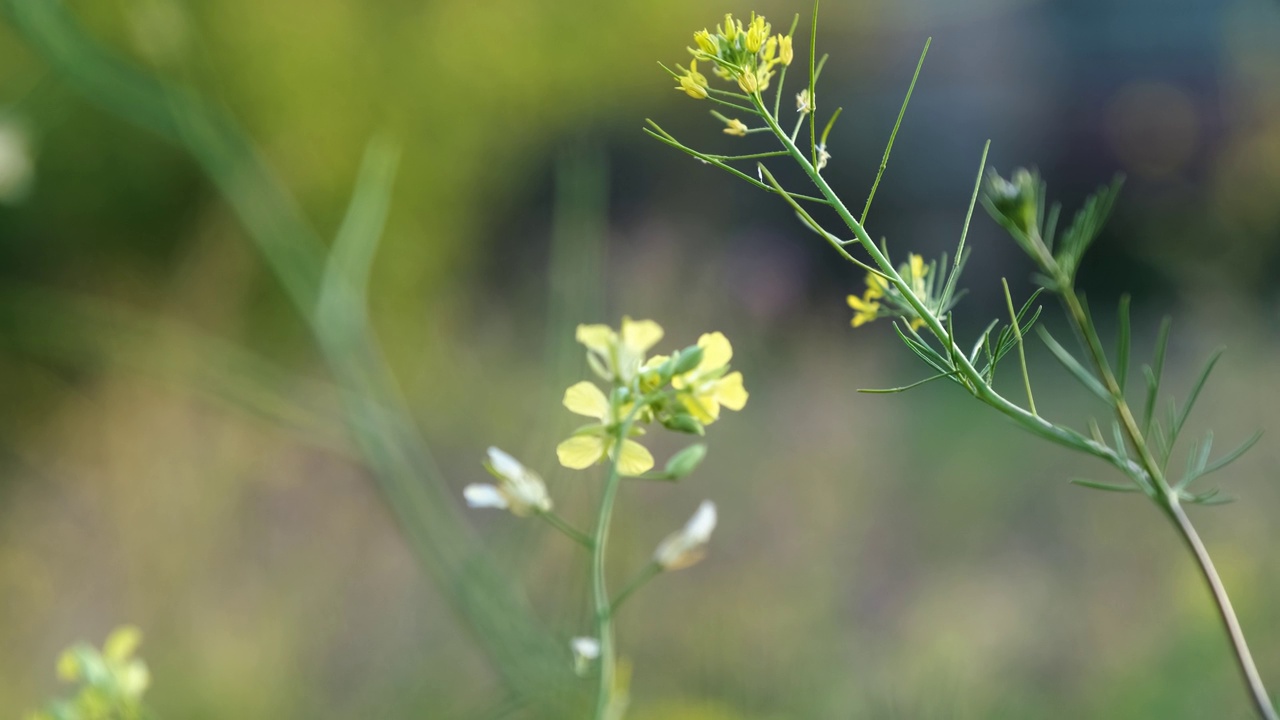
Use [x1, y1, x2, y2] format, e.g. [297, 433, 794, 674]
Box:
[778, 35, 794, 66]
[722, 118, 748, 136]
[745, 15, 770, 53]
[676, 60, 709, 99]
[577, 316, 664, 384]
[692, 29, 717, 57]
[556, 381, 655, 475]
[847, 293, 880, 328]
[673, 332, 748, 424]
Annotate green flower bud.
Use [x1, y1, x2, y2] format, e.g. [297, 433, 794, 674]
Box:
[986, 168, 1039, 237]
[661, 413, 705, 436]
[664, 444, 707, 479]
[671, 345, 704, 375]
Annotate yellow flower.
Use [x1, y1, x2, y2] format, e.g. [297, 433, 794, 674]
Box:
[576, 316, 664, 384]
[672, 332, 748, 424]
[778, 35, 794, 65]
[556, 381, 655, 475]
[755, 66, 773, 93]
[720, 13, 740, 42]
[762, 36, 778, 64]
[745, 15, 770, 53]
[692, 29, 718, 57]
[737, 68, 759, 94]
[865, 271, 888, 299]
[847, 293, 880, 328]
[907, 253, 929, 297]
[676, 60, 709, 99]
[722, 117, 748, 136]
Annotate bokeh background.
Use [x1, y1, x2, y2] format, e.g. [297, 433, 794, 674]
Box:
[2, 0, 1279, 717]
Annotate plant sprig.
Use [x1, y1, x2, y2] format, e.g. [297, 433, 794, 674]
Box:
[652, 7, 1275, 718]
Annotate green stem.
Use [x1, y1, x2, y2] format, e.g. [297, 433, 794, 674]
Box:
[590, 404, 645, 720]
[751, 93, 1126, 468]
[1055, 279, 1276, 719]
[611, 562, 662, 614]
[540, 511, 593, 549]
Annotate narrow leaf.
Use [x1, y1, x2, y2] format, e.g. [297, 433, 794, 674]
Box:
[861, 38, 930, 225]
[940, 140, 990, 313]
[1116, 294, 1131, 394]
[1070, 478, 1140, 493]
[859, 370, 961, 394]
[1201, 430, 1263, 477]
[1171, 349, 1224, 444]
[1142, 316, 1173, 436]
[1038, 326, 1110, 402]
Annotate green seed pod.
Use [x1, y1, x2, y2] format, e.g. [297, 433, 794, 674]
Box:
[661, 413, 705, 436]
[664, 444, 707, 479]
[672, 346, 704, 375]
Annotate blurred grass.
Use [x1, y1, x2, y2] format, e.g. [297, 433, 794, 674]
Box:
[1, 0, 1279, 717]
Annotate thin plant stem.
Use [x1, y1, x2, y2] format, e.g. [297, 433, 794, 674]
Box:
[590, 402, 647, 720]
[590, 430, 625, 719]
[1166, 499, 1277, 719]
[1054, 280, 1277, 719]
[611, 562, 662, 614]
[540, 511, 593, 549]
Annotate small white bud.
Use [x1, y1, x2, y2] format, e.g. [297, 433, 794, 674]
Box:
[653, 501, 717, 571]
[571, 636, 601, 676]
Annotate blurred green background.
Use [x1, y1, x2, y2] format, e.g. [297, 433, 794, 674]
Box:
[2, 0, 1279, 717]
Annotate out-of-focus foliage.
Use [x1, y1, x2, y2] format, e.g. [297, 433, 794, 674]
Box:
[28, 626, 151, 720]
[1, 0, 1278, 718]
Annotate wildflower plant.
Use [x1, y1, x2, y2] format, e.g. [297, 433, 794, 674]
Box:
[650, 5, 1275, 718]
[466, 317, 747, 718]
[28, 626, 152, 720]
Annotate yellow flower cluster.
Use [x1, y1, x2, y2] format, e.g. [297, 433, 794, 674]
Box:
[847, 255, 930, 330]
[676, 13, 794, 99]
[557, 318, 748, 476]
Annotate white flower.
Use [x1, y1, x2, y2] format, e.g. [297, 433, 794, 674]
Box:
[816, 144, 831, 172]
[463, 447, 552, 516]
[653, 501, 717, 571]
[571, 636, 601, 676]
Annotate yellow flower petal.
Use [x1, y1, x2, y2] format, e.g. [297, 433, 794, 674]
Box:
[865, 272, 887, 299]
[683, 392, 720, 424]
[909, 254, 927, 279]
[642, 354, 669, 371]
[615, 439, 655, 476]
[557, 435, 606, 469]
[621, 317, 664, 353]
[697, 331, 733, 370]
[713, 371, 748, 411]
[575, 324, 616, 354]
[563, 381, 610, 420]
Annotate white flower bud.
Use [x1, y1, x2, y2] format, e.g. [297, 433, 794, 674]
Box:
[464, 447, 552, 516]
[653, 501, 717, 571]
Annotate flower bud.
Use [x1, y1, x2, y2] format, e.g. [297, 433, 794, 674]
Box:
[671, 346, 704, 375]
[693, 29, 718, 56]
[661, 413, 706, 436]
[653, 501, 717, 571]
[664, 444, 707, 478]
